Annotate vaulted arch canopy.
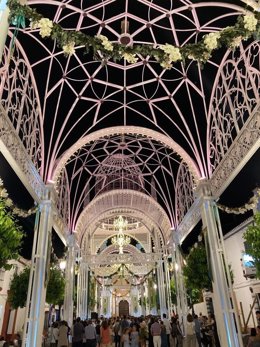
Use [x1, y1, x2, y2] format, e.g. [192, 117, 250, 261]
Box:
[76, 189, 172, 250]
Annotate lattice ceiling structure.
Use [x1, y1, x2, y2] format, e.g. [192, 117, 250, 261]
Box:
[1, 0, 260, 277]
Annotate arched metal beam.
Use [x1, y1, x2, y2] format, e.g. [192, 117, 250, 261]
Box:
[50, 126, 201, 183]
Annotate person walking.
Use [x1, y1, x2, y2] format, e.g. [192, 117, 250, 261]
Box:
[121, 328, 130, 347]
[194, 315, 202, 347]
[113, 318, 121, 347]
[72, 318, 85, 347]
[162, 314, 171, 347]
[184, 314, 196, 347]
[100, 320, 111, 347]
[58, 321, 69, 347]
[139, 319, 148, 347]
[151, 318, 161, 347]
[49, 322, 59, 347]
[130, 325, 139, 347]
[85, 320, 97, 347]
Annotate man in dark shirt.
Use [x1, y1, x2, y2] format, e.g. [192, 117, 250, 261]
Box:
[72, 317, 85, 347]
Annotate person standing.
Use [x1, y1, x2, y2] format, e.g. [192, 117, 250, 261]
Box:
[184, 314, 196, 347]
[151, 318, 161, 347]
[121, 328, 130, 347]
[58, 321, 69, 347]
[73, 318, 85, 347]
[148, 317, 155, 347]
[194, 315, 202, 347]
[100, 320, 111, 347]
[130, 325, 139, 347]
[113, 317, 121, 347]
[162, 314, 171, 347]
[139, 319, 148, 347]
[160, 322, 167, 347]
[85, 320, 97, 347]
[49, 322, 59, 347]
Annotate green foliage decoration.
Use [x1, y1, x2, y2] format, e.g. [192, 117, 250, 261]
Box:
[9, 267, 30, 309]
[243, 212, 260, 278]
[6, 0, 260, 68]
[0, 200, 24, 270]
[183, 243, 212, 292]
[170, 278, 177, 305]
[9, 265, 65, 309]
[88, 276, 97, 310]
[46, 267, 66, 305]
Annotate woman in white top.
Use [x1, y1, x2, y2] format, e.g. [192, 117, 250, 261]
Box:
[184, 314, 196, 347]
[48, 322, 59, 347]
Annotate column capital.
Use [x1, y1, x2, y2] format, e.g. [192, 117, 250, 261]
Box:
[171, 229, 180, 245]
[66, 233, 75, 247]
[195, 179, 215, 200]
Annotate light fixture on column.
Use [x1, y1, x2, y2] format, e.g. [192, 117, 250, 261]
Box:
[59, 260, 66, 271]
[111, 215, 130, 254]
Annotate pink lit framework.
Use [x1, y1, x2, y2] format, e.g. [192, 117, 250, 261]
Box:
[0, 0, 259, 233]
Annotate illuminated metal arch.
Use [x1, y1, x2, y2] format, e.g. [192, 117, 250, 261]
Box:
[79, 206, 166, 253]
[93, 229, 149, 255]
[50, 126, 201, 184]
[75, 189, 172, 245]
[99, 243, 144, 256]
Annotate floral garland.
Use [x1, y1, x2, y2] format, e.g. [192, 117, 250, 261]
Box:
[0, 178, 38, 217]
[217, 188, 260, 215]
[7, 0, 260, 69]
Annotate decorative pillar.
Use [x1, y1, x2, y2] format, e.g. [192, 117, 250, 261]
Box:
[0, 0, 9, 61]
[198, 180, 243, 347]
[63, 234, 76, 328]
[130, 286, 139, 316]
[76, 262, 89, 320]
[140, 284, 146, 316]
[22, 186, 53, 347]
[172, 230, 188, 334]
[100, 287, 112, 317]
[157, 259, 167, 316]
[164, 258, 172, 318]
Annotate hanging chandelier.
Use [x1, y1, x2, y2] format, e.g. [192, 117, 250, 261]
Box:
[111, 215, 130, 254]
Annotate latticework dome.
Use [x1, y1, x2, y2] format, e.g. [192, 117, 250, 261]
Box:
[95, 154, 144, 193]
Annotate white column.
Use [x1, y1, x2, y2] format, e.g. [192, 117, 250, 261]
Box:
[157, 259, 167, 316]
[172, 231, 188, 334]
[0, 0, 9, 61]
[22, 186, 53, 347]
[198, 180, 242, 347]
[164, 258, 172, 318]
[77, 262, 89, 319]
[63, 234, 75, 328]
[140, 284, 146, 316]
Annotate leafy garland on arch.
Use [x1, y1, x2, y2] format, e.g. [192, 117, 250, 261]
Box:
[0, 178, 38, 217]
[7, 0, 260, 69]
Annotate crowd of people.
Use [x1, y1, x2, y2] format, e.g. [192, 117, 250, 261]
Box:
[45, 312, 222, 347]
[1, 311, 260, 346]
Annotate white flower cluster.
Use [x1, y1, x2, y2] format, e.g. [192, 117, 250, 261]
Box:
[122, 53, 138, 64]
[62, 42, 75, 55]
[30, 18, 53, 38]
[229, 36, 242, 49]
[96, 35, 113, 52]
[159, 44, 182, 69]
[203, 32, 220, 51]
[160, 44, 182, 62]
[243, 14, 258, 32]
